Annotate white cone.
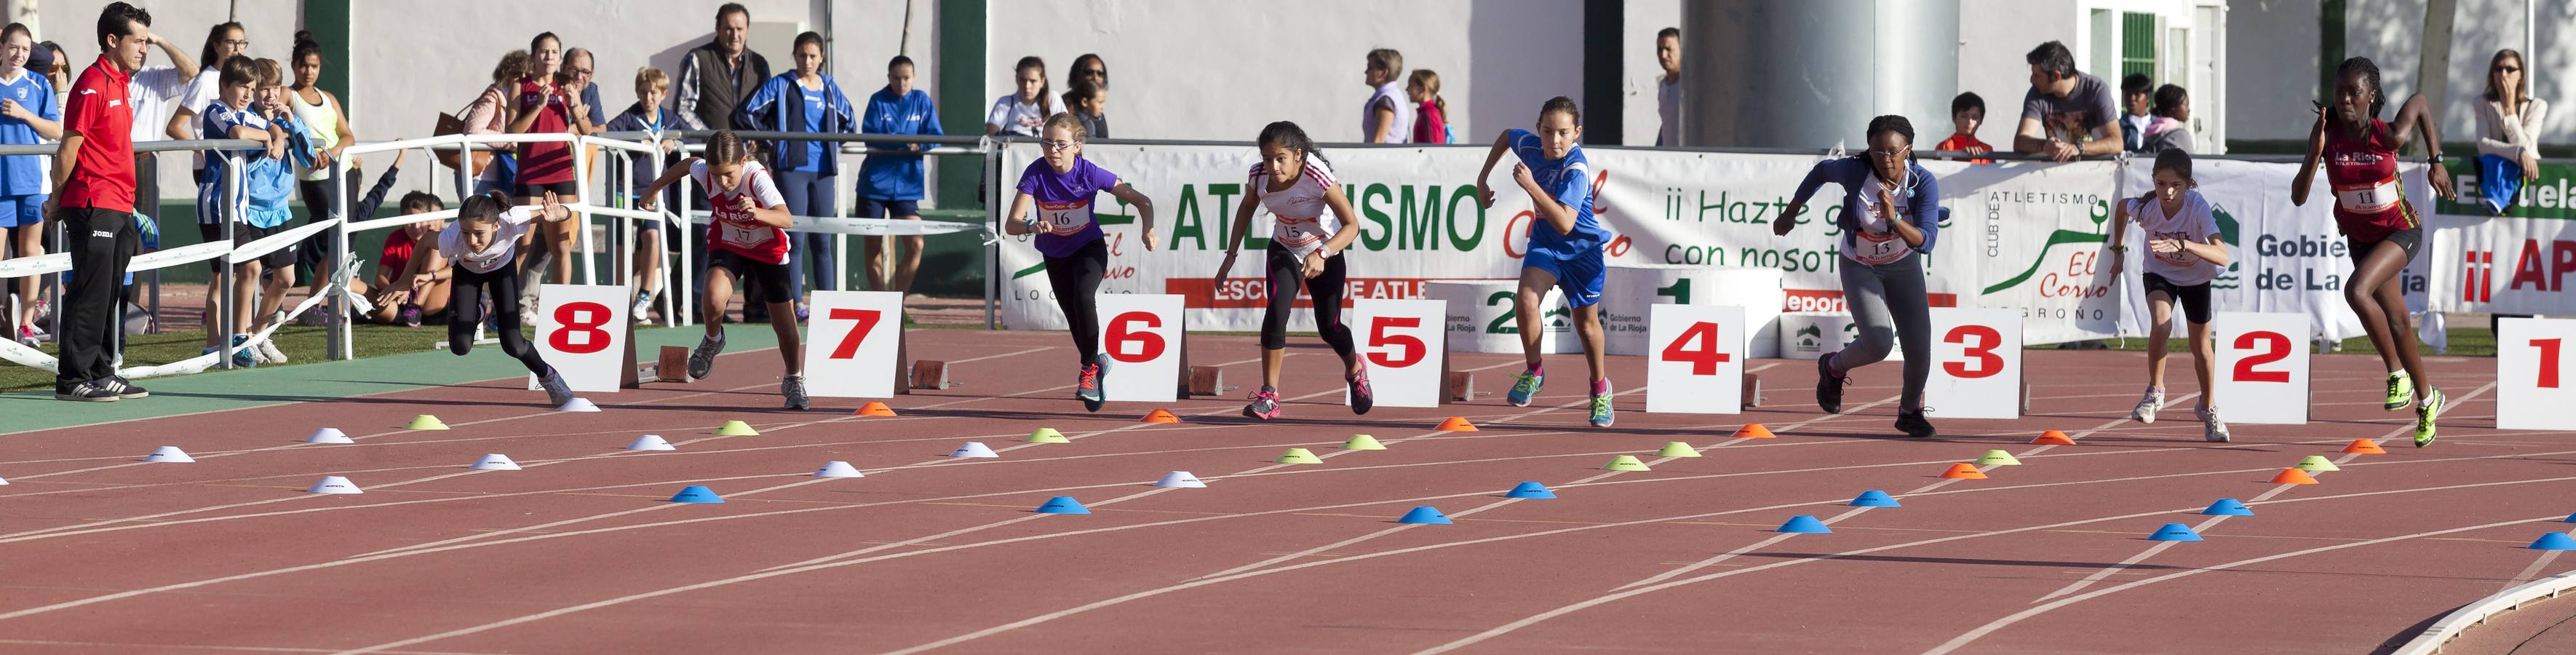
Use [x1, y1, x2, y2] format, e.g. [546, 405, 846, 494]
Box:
[306, 428, 352, 444]
[557, 397, 600, 413]
[1154, 471, 1206, 488]
[626, 434, 675, 450]
[472, 453, 522, 471]
[143, 446, 194, 463]
[814, 461, 864, 477]
[307, 475, 362, 494]
[949, 442, 998, 458]
[0, 475, 11, 485]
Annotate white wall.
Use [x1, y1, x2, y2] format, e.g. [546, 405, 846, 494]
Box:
[2345, 0, 2573, 146]
[984, 0, 1583, 143]
[2227, 0, 2323, 142]
[1957, 0, 2084, 146]
[1618, 0, 1679, 146]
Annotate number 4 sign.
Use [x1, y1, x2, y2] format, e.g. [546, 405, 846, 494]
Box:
[2498, 317, 2576, 430]
[1925, 308, 2022, 419]
[804, 290, 907, 399]
[1645, 303, 1744, 414]
[1096, 294, 1187, 402]
[530, 283, 633, 393]
[2213, 311, 2310, 425]
[1351, 298, 1446, 408]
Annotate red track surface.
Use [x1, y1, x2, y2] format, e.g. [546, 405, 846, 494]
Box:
[1, 329, 2566, 654]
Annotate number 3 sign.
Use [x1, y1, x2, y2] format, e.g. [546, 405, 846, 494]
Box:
[2213, 311, 2310, 425]
[1924, 308, 2022, 419]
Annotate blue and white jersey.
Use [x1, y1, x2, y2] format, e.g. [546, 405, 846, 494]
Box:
[1506, 128, 1607, 260]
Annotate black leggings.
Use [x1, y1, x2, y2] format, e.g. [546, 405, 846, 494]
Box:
[1260, 245, 1356, 354]
[448, 264, 553, 376]
[1045, 239, 1109, 366]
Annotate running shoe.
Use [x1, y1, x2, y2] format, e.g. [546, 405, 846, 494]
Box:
[257, 338, 289, 364]
[2385, 372, 2414, 410]
[1589, 392, 1615, 428]
[1347, 365, 1375, 416]
[2131, 386, 2165, 424]
[687, 330, 726, 380]
[795, 302, 811, 322]
[1243, 386, 1281, 420]
[1076, 362, 1105, 413]
[1506, 369, 1543, 408]
[399, 303, 424, 328]
[54, 379, 117, 402]
[228, 334, 256, 368]
[2414, 386, 2445, 448]
[2198, 405, 2230, 443]
[632, 290, 655, 319]
[783, 374, 810, 410]
[538, 367, 575, 408]
[1895, 410, 1938, 439]
[97, 375, 148, 400]
[16, 325, 38, 349]
[1816, 353, 1848, 414]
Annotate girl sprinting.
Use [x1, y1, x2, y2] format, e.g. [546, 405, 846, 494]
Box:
[1215, 121, 1371, 419]
[2290, 56, 2455, 446]
[411, 190, 577, 408]
[2109, 148, 2234, 442]
[637, 130, 811, 410]
[1773, 115, 1944, 438]
[1473, 97, 1616, 427]
[1002, 113, 1157, 413]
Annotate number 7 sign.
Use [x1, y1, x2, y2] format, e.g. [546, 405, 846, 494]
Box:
[2498, 317, 2576, 430]
[2213, 311, 2310, 425]
[803, 290, 907, 399]
[1645, 303, 1744, 414]
[1351, 298, 1445, 408]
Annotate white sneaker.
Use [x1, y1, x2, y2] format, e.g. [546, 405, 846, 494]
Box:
[258, 338, 288, 364]
[632, 290, 656, 320]
[2198, 406, 2230, 443]
[2131, 387, 2164, 424]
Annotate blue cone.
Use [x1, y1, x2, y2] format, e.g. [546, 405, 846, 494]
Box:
[2147, 523, 2203, 541]
[2202, 499, 2254, 516]
[1035, 496, 1091, 515]
[1506, 482, 1557, 499]
[2561, 511, 2576, 523]
[1398, 506, 1452, 525]
[1849, 490, 1901, 507]
[1776, 515, 1832, 533]
[669, 485, 724, 504]
[2529, 533, 2576, 551]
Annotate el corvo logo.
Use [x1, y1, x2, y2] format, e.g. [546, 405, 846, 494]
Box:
[1982, 197, 2111, 295]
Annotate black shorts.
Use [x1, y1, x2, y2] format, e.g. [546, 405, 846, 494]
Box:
[200, 222, 296, 271]
[2142, 272, 2212, 325]
[856, 197, 921, 218]
[517, 180, 581, 199]
[709, 249, 793, 302]
[2348, 226, 2422, 269]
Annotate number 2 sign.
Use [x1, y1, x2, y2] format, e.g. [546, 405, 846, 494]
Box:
[1351, 298, 1446, 408]
[1924, 308, 2023, 419]
[1095, 293, 1186, 402]
[2213, 311, 2310, 425]
[1645, 303, 1744, 414]
[2498, 317, 2576, 430]
[803, 290, 906, 399]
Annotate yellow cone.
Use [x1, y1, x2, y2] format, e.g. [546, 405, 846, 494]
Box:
[1343, 434, 1386, 450]
[1605, 455, 1651, 472]
[406, 414, 449, 431]
[1026, 428, 1070, 443]
[2294, 455, 2341, 472]
[1276, 448, 1323, 464]
[1657, 442, 1702, 458]
[1973, 450, 2022, 466]
[716, 420, 759, 436]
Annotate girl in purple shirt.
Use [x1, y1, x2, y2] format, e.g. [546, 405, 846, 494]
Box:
[1003, 114, 1157, 412]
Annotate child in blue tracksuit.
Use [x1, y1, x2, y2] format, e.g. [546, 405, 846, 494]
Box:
[732, 31, 854, 318]
[1472, 96, 1616, 428]
[197, 56, 315, 367]
[857, 55, 942, 293]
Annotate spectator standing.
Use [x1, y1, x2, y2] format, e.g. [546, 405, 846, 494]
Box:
[985, 56, 1062, 137]
[605, 66, 681, 317]
[2141, 84, 2194, 154]
[1655, 27, 1679, 146]
[677, 2, 773, 131]
[2474, 48, 2548, 216]
[1938, 92, 1995, 164]
[1062, 79, 1106, 139]
[736, 31, 854, 317]
[118, 19, 194, 230]
[1407, 69, 1447, 144]
[165, 22, 240, 205]
[461, 49, 528, 196]
[858, 55, 941, 294]
[1359, 48, 1410, 143]
[566, 48, 606, 128]
[288, 33, 358, 325]
[49, 1, 156, 402]
[2014, 41, 2120, 162]
[509, 31, 592, 296]
[0, 23, 60, 349]
[2120, 73, 2152, 152]
[1070, 53, 1107, 135]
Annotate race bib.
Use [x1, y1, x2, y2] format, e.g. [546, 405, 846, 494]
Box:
[2334, 179, 2399, 213]
[1847, 229, 1908, 266]
[718, 219, 771, 247]
[1039, 200, 1093, 236]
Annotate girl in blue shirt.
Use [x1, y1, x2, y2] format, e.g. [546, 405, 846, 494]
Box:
[0, 23, 57, 348]
[735, 31, 854, 319]
[858, 55, 942, 293]
[1472, 97, 1617, 428]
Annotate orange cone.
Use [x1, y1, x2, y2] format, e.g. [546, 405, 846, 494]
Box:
[2342, 439, 2385, 454]
[1732, 424, 1776, 439]
[2031, 429, 2077, 445]
[1436, 416, 1478, 432]
[1141, 409, 1180, 424]
[1939, 463, 1987, 480]
[2270, 468, 2319, 485]
[854, 402, 897, 417]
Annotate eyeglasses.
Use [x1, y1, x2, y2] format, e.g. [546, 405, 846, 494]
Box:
[223, 39, 248, 47]
[1042, 140, 1079, 151]
[1867, 148, 1908, 160]
[568, 68, 593, 76]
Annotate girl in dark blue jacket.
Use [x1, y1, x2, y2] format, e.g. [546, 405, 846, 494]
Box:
[1772, 115, 1943, 438]
[734, 31, 854, 318]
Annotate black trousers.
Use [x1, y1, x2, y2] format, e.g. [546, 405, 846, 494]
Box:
[1260, 245, 1356, 355]
[448, 263, 553, 376]
[1043, 239, 1108, 367]
[57, 207, 136, 387]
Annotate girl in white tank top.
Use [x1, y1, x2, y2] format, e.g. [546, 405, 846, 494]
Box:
[1215, 122, 1374, 421]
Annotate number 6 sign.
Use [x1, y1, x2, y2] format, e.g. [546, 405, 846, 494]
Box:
[2497, 317, 2576, 430]
[1096, 293, 1186, 402]
[530, 283, 632, 393]
[1645, 303, 1744, 414]
[2213, 311, 2310, 425]
[803, 290, 907, 399]
[1924, 308, 2022, 419]
[1351, 298, 1446, 408]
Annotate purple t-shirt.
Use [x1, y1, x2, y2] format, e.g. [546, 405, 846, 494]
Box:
[1016, 156, 1122, 258]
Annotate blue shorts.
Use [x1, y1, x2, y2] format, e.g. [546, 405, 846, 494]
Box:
[1524, 248, 1606, 309]
[0, 194, 44, 229]
[856, 197, 921, 218]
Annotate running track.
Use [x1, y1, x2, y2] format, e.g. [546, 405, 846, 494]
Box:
[1, 329, 2567, 654]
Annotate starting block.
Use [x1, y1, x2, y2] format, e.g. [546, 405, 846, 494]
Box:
[657, 346, 689, 383]
[1447, 371, 1475, 402]
[1188, 365, 1224, 397]
[910, 359, 950, 390]
[1742, 373, 1762, 408]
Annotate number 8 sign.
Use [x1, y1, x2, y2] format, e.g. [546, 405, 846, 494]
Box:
[1351, 298, 1446, 408]
[1645, 303, 1744, 414]
[2213, 311, 2310, 425]
[2497, 317, 2576, 430]
[530, 283, 632, 393]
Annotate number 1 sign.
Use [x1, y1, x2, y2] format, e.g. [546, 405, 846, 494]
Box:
[2498, 317, 2576, 430]
[1645, 303, 1744, 414]
[2213, 311, 2310, 425]
[803, 290, 906, 399]
[1351, 298, 1446, 408]
[1924, 308, 2023, 419]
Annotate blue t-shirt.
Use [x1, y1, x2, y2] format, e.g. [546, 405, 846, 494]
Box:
[1507, 128, 1607, 260]
[0, 71, 57, 197]
[1015, 157, 1121, 258]
[795, 85, 828, 172]
[859, 87, 944, 201]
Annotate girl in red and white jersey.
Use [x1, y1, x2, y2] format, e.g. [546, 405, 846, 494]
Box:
[638, 130, 811, 410]
[2291, 55, 2457, 447]
[1215, 122, 1372, 420]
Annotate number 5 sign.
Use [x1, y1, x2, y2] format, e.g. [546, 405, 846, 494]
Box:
[1645, 303, 1744, 414]
[1924, 308, 2022, 419]
[1096, 294, 1186, 402]
[530, 283, 633, 393]
[2214, 311, 2310, 425]
[1351, 298, 1446, 408]
[803, 290, 906, 399]
[2498, 317, 2576, 430]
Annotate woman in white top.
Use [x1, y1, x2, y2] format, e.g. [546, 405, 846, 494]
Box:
[411, 190, 579, 408]
[2474, 48, 2549, 215]
[1214, 122, 1373, 420]
[2107, 148, 2235, 442]
[1360, 48, 1411, 143]
[985, 56, 1064, 137]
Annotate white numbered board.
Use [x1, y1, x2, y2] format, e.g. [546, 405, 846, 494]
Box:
[2497, 317, 2576, 430]
[1645, 303, 1745, 414]
[529, 283, 632, 393]
[1924, 308, 2024, 420]
[2212, 311, 2310, 425]
[1351, 298, 1447, 408]
[1096, 293, 1185, 402]
[803, 290, 905, 399]
[1423, 280, 1573, 355]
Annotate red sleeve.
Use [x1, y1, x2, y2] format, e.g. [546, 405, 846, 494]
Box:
[63, 76, 106, 138]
